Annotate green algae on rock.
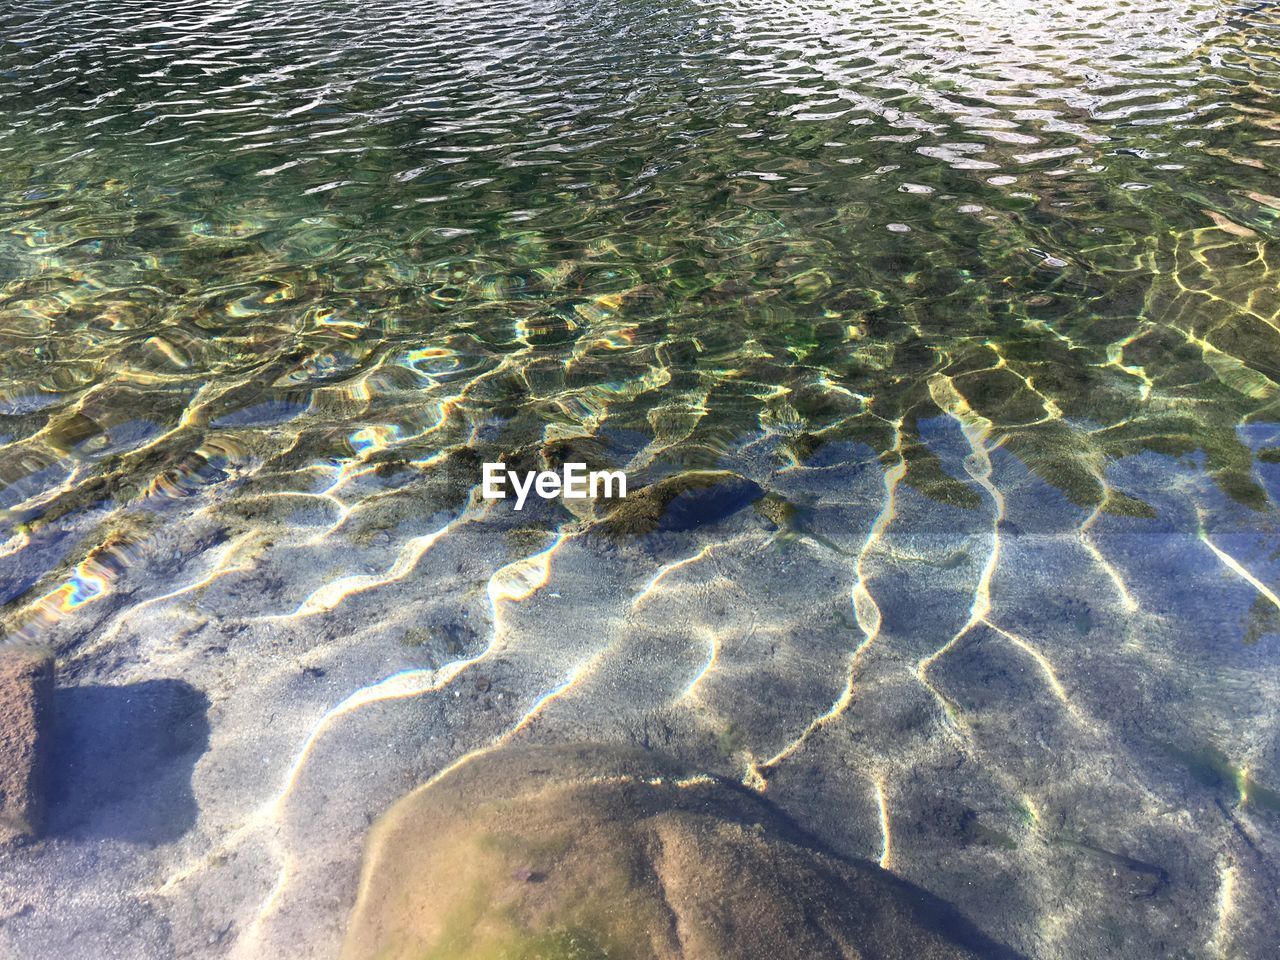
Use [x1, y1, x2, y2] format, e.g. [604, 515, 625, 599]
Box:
[341, 744, 993, 960]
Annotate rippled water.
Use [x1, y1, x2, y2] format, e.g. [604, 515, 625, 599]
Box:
[2, 1, 1280, 958]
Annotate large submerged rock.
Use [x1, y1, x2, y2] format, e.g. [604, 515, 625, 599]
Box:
[0, 643, 54, 843]
[342, 743, 991, 960]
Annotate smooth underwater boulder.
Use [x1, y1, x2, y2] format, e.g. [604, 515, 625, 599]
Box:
[342, 743, 991, 960]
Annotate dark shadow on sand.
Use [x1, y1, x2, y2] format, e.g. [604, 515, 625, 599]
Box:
[847, 864, 1030, 960]
[722, 775, 1031, 960]
[47, 678, 209, 844]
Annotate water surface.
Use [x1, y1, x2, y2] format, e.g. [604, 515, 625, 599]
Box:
[1, 1, 1279, 958]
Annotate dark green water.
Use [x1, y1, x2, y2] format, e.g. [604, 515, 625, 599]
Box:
[1, 1, 1279, 958]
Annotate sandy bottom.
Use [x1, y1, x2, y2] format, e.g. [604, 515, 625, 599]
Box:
[2, 426, 1279, 960]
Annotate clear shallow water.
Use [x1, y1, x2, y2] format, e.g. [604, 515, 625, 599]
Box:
[1, 0, 1280, 957]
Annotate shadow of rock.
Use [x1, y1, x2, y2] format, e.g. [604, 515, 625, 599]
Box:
[47, 679, 209, 845]
[342, 742, 1025, 960]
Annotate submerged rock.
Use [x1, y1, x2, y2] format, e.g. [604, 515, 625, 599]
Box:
[342, 744, 991, 960]
[0, 643, 54, 843]
[602, 471, 763, 537]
